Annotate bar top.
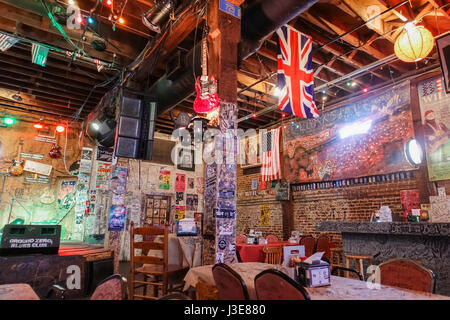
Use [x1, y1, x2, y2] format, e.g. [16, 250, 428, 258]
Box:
[316, 221, 450, 237]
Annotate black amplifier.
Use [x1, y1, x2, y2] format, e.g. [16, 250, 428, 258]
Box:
[0, 225, 61, 256]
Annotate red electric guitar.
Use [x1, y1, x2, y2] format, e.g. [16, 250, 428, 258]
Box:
[193, 34, 219, 115]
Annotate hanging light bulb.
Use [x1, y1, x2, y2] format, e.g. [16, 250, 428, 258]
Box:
[394, 22, 434, 62]
[56, 125, 65, 133]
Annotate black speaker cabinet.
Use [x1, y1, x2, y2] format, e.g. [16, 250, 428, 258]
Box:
[85, 257, 114, 295]
[0, 225, 61, 256]
[115, 96, 156, 160]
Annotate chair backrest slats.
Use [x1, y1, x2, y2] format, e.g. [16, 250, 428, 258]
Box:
[133, 241, 165, 251]
[133, 227, 165, 236]
[133, 256, 164, 265]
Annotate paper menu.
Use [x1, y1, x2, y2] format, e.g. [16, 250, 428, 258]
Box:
[303, 252, 324, 264]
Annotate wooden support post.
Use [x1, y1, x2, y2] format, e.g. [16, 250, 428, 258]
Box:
[202, 0, 241, 264]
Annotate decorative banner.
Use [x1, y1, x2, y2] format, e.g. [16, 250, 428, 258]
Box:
[96, 146, 114, 162]
[283, 81, 413, 183]
[23, 160, 52, 176]
[158, 168, 171, 190]
[0, 34, 19, 52]
[108, 205, 126, 231]
[259, 204, 270, 226]
[186, 194, 198, 211]
[418, 76, 450, 181]
[175, 173, 186, 192]
[174, 205, 186, 221]
[95, 162, 112, 189]
[31, 43, 49, 67]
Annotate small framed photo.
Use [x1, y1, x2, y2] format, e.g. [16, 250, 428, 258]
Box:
[436, 32, 450, 94]
[177, 148, 195, 172]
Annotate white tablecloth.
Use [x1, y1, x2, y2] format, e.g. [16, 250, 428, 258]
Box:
[147, 234, 203, 267]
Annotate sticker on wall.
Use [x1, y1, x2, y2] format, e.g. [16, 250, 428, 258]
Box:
[188, 177, 195, 190]
[58, 180, 77, 203]
[176, 192, 184, 205]
[251, 178, 258, 190]
[174, 205, 186, 220]
[260, 204, 270, 226]
[79, 147, 94, 173]
[23, 160, 53, 176]
[95, 162, 112, 189]
[196, 177, 204, 194]
[175, 173, 186, 192]
[108, 205, 126, 231]
[186, 194, 198, 211]
[158, 168, 171, 190]
[96, 146, 114, 162]
[213, 208, 236, 219]
[111, 166, 128, 195]
[24, 173, 50, 184]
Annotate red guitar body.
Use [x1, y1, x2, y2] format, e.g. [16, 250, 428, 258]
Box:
[193, 76, 219, 114]
[49, 144, 62, 159]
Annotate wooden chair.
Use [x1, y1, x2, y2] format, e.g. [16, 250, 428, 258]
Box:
[212, 263, 249, 300]
[299, 236, 315, 258]
[263, 245, 282, 264]
[330, 247, 344, 270]
[254, 269, 310, 300]
[378, 258, 436, 293]
[265, 234, 279, 243]
[344, 253, 373, 280]
[236, 234, 247, 244]
[331, 266, 363, 281]
[129, 221, 189, 300]
[315, 235, 331, 259]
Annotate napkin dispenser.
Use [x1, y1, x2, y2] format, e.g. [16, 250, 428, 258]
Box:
[295, 259, 331, 287]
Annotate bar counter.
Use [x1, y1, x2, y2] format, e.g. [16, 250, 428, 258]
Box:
[316, 221, 450, 296]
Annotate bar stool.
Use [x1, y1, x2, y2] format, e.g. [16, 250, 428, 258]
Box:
[343, 254, 373, 280]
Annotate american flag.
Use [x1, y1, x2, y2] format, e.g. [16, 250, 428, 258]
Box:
[276, 25, 319, 118]
[0, 34, 19, 52]
[261, 127, 281, 182]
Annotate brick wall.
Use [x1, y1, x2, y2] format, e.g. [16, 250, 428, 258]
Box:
[236, 166, 284, 240]
[291, 176, 418, 248]
[237, 165, 419, 248]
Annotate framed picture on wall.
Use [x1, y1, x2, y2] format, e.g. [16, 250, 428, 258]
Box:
[176, 148, 195, 171]
[436, 32, 450, 94]
[239, 132, 261, 168]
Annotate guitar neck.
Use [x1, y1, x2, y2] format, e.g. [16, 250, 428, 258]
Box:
[201, 37, 207, 77]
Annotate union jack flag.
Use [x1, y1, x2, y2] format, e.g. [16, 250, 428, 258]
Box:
[276, 25, 319, 118]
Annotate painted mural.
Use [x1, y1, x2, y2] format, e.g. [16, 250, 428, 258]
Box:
[283, 81, 414, 183]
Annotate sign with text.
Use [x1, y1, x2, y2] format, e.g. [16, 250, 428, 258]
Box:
[219, 0, 241, 19]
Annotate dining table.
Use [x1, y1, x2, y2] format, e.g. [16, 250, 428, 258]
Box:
[183, 262, 450, 300]
[0, 284, 40, 300]
[236, 241, 298, 263]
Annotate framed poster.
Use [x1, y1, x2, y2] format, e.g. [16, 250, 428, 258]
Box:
[436, 32, 450, 94]
[177, 148, 195, 171]
[239, 132, 261, 168]
[144, 195, 170, 226]
[418, 76, 450, 181]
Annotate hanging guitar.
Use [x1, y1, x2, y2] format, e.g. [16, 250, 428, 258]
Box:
[8, 138, 24, 176]
[49, 144, 62, 159]
[193, 27, 219, 115]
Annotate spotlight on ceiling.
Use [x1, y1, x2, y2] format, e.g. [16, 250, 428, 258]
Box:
[142, 0, 177, 33]
[87, 115, 117, 147]
[12, 91, 22, 102]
